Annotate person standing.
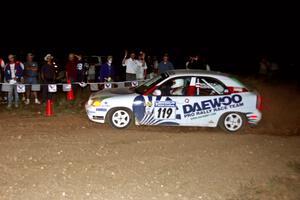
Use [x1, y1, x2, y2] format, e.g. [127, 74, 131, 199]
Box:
[122, 50, 138, 81]
[186, 55, 210, 71]
[4, 54, 24, 108]
[158, 54, 174, 74]
[65, 53, 78, 82]
[136, 52, 147, 80]
[24, 53, 40, 104]
[0, 56, 6, 102]
[98, 55, 115, 82]
[75, 54, 89, 83]
[41, 54, 56, 103]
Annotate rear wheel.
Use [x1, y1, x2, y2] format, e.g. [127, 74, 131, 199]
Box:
[107, 108, 133, 129]
[219, 112, 245, 133]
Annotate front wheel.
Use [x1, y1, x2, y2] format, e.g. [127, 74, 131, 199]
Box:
[219, 112, 245, 133]
[107, 108, 133, 129]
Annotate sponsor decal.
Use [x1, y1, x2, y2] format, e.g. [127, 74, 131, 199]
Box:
[17, 85, 26, 93]
[48, 84, 57, 93]
[146, 101, 153, 107]
[131, 81, 138, 87]
[154, 101, 176, 107]
[183, 94, 244, 118]
[104, 83, 112, 88]
[87, 110, 96, 114]
[96, 108, 107, 112]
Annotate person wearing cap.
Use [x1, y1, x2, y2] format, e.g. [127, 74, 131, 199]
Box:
[41, 54, 56, 103]
[4, 54, 24, 108]
[24, 53, 40, 105]
[98, 55, 115, 82]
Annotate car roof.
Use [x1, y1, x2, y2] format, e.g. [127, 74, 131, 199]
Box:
[165, 69, 245, 87]
[167, 69, 229, 77]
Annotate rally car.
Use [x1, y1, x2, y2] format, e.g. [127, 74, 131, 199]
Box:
[85, 70, 262, 132]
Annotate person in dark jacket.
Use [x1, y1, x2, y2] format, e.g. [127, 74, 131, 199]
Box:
[75, 54, 89, 83]
[98, 56, 115, 82]
[65, 53, 78, 82]
[41, 54, 56, 103]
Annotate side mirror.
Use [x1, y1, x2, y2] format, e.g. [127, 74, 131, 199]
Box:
[152, 89, 162, 96]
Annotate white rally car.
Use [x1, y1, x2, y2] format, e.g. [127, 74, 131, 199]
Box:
[85, 70, 262, 132]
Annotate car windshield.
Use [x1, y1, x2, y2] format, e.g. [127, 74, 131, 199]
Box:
[134, 73, 168, 94]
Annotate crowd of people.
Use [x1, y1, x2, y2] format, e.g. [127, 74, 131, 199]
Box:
[0, 49, 213, 109]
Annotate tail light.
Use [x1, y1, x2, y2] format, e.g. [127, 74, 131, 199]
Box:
[256, 94, 263, 111]
[226, 86, 248, 94]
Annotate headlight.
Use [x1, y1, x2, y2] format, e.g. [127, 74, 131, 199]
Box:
[92, 100, 102, 107]
[87, 99, 93, 105]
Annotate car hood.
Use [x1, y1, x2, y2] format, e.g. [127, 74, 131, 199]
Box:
[90, 88, 136, 99]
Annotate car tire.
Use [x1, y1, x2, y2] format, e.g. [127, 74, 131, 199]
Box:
[107, 108, 133, 129]
[219, 112, 246, 133]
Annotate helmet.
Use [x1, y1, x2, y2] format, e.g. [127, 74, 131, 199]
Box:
[171, 79, 184, 89]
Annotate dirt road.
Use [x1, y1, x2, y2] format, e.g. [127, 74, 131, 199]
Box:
[0, 80, 299, 200]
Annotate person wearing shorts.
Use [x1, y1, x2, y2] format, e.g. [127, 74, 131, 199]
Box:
[24, 53, 40, 104]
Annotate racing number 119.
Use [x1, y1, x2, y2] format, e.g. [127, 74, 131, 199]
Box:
[157, 107, 173, 119]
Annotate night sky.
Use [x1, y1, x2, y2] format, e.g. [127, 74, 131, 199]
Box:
[1, 2, 298, 78]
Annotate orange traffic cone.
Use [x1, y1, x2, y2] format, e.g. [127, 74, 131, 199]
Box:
[45, 99, 53, 116]
[67, 79, 75, 101]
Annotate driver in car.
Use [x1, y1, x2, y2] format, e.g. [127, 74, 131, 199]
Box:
[170, 79, 184, 96]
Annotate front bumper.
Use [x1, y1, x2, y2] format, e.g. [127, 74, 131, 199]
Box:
[85, 103, 106, 123]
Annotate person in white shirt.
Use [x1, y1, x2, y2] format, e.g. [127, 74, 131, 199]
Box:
[122, 50, 139, 81]
[136, 52, 147, 80]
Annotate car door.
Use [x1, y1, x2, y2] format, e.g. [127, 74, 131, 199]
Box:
[133, 76, 192, 126]
[180, 76, 228, 127]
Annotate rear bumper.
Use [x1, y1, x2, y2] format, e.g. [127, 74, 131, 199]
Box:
[245, 110, 262, 125]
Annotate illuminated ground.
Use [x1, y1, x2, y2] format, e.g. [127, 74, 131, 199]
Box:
[0, 80, 299, 200]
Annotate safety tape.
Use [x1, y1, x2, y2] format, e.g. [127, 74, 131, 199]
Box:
[0, 80, 146, 93]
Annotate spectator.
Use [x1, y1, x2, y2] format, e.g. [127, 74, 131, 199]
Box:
[75, 54, 89, 83]
[269, 59, 279, 80]
[0, 56, 5, 102]
[122, 50, 138, 81]
[152, 56, 159, 76]
[0, 56, 5, 80]
[186, 55, 210, 71]
[136, 52, 147, 80]
[41, 54, 56, 103]
[98, 55, 115, 82]
[158, 54, 174, 74]
[146, 55, 156, 79]
[259, 56, 270, 76]
[65, 53, 78, 82]
[4, 54, 24, 108]
[24, 53, 40, 104]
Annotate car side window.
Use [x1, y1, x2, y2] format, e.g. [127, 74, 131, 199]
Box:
[194, 77, 226, 96]
[157, 76, 191, 96]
